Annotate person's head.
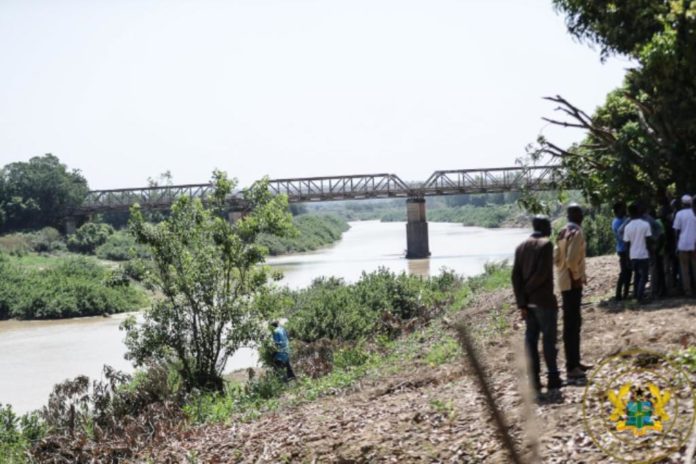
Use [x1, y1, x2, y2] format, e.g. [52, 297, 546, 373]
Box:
[567, 203, 584, 225]
[531, 215, 551, 237]
[270, 320, 279, 329]
[628, 202, 641, 219]
[612, 201, 626, 218]
[681, 194, 692, 210]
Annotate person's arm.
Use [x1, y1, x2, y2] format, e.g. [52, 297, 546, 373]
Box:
[511, 247, 527, 310]
[565, 229, 585, 283]
[623, 226, 631, 257]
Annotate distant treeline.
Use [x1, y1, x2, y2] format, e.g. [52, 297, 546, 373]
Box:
[257, 214, 350, 255]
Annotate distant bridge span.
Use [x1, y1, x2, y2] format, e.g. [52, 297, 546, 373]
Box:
[72, 165, 564, 258]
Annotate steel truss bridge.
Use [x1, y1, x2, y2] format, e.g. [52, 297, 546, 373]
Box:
[76, 165, 563, 215]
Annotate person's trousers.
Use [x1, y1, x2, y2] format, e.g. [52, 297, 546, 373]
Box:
[524, 307, 559, 391]
[274, 359, 296, 381]
[632, 258, 650, 300]
[562, 288, 582, 373]
[651, 254, 666, 297]
[616, 251, 632, 300]
[678, 251, 696, 296]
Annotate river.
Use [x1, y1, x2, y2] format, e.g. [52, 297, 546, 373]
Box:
[0, 221, 529, 413]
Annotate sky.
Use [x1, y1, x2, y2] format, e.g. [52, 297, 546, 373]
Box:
[0, 0, 631, 190]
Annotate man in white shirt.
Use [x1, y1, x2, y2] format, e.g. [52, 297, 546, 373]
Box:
[674, 194, 696, 297]
[623, 203, 653, 301]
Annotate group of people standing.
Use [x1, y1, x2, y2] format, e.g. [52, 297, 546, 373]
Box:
[512, 204, 589, 400]
[513, 194, 696, 400]
[612, 194, 696, 302]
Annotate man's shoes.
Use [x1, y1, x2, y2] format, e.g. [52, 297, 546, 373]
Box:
[566, 367, 587, 386]
[547, 375, 563, 390]
[579, 363, 593, 372]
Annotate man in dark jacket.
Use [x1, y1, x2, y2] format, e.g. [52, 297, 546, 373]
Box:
[512, 216, 561, 399]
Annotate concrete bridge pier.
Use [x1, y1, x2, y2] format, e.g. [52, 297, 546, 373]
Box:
[405, 198, 430, 259]
[65, 217, 79, 235]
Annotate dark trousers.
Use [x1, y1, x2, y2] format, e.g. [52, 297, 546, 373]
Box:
[616, 252, 632, 300]
[650, 254, 666, 297]
[632, 258, 650, 300]
[524, 307, 559, 390]
[273, 359, 296, 381]
[562, 288, 582, 373]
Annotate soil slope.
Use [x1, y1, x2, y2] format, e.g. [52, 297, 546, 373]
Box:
[144, 256, 696, 463]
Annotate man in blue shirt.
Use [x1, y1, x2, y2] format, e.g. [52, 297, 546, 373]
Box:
[271, 320, 296, 381]
[612, 202, 632, 301]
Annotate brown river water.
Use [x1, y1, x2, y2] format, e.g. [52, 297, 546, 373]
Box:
[0, 221, 529, 413]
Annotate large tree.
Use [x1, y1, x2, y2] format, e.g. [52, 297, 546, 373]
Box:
[122, 170, 294, 391]
[0, 154, 89, 232]
[531, 1, 696, 203]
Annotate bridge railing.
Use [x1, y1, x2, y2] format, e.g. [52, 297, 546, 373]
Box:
[421, 165, 562, 195]
[266, 173, 413, 201]
[80, 184, 217, 214]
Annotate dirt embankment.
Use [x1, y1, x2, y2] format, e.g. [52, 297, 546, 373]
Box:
[143, 256, 696, 463]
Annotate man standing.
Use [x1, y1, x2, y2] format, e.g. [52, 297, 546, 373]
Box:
[674, 195, 696, 297]
[554, 204, 589, 385]
[512, 216, 561, 399]
[623, 203, 653, 302]
[612, 202, 631, 301]
[270, 320, 296, 381]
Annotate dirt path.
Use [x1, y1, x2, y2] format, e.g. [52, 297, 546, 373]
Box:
[144, 256, 696, 463]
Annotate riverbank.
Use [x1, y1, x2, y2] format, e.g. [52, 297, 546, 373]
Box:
[139, 256, 696, 462]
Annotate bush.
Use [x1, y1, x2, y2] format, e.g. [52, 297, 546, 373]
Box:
[96, 230, 150, 261]
[257, 214, 349, 255]
[0, 233, 32, 256]
[29, 227, 65, 253]
[0, 255, 147, 319]
[67, 222, 114, 254]
[285, 268, 456, 344]
[32, 365, 184, 463]
[0, 403, 44, 463]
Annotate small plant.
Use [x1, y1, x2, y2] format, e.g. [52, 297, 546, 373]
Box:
[426, 336, 461, 366]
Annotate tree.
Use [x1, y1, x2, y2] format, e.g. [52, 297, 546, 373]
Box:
[529, 1, 696, 204]
[122, 170, 294, 391]
[0, 154, 89, 233]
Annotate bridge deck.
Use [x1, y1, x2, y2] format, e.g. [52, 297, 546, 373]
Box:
[76, 165, 562, 214]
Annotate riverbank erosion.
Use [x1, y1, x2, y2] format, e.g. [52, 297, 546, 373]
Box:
[138, 255, 696, 463]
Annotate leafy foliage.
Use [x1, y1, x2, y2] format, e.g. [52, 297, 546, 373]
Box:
[256, 214, 349, 255]
[0, 154, 89, 233]
[67, 222, 114, 254]
[0, 403, 44, 464]
[532, 1, 696, 205]
[122, 170, 294, 392]
[0, 254, 146, 319]
[95, 230, 150, 261]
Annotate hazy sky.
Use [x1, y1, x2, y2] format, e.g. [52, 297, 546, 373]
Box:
[0, 0, 630, 189]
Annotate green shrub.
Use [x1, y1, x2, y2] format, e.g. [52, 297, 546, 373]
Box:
[96, 230, 150, 261]
[0, 234, 32, 256]
[29, 227, 65, 253]
[257, 214, 349, 255]
[0, 255, 147, 319]
[287, 277, 377, 342]
[67, 222, 114, 254]
[0, 403, 44, 464]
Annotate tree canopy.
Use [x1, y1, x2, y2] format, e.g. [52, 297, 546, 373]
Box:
[0, 154, 89, 233]
[532, 1, 696, 204]
[122, 170, 294, 391]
